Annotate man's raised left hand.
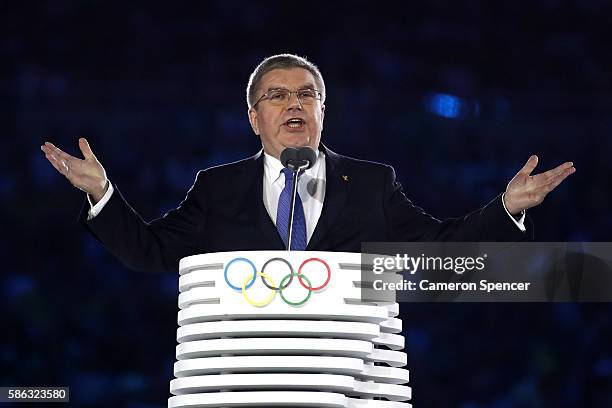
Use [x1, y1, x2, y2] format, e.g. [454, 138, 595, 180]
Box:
[504, 155, 575, 215]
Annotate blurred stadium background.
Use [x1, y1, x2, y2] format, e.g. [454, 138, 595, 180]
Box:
[1, 1, 611, 407]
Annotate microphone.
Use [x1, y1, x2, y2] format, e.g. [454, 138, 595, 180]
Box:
[279, 146, 317, 251]
[280, 146, 317, 171]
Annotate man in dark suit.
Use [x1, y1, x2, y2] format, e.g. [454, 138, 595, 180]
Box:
[40, 54, 575, 273]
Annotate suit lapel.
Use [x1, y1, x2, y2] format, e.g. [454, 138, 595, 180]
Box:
[246, 150, 286, 249]
[307, 145, 351, 250]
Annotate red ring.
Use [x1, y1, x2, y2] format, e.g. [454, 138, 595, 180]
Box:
[298, 258, 331, 291]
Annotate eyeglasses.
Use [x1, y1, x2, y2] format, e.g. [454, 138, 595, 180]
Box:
[253, 88, 322, 108]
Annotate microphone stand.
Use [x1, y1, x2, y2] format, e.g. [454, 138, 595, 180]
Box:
[286, 161, 309, 251]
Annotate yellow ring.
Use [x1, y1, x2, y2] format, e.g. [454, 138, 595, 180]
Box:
[242, 271, 276, 307]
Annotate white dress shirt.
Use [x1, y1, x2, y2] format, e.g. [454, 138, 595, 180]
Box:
[88, 151, 525, 235]
[262, 150, 326, 243]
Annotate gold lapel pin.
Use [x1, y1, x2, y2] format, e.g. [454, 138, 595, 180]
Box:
[342, 175, 349, 182]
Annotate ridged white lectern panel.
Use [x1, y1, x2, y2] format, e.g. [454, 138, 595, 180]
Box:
[168, 251, 411, 407]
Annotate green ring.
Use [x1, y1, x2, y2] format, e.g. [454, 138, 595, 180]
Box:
[279, 272, 312, 306]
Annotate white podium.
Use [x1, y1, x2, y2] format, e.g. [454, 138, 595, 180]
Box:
[168, 251, 411, 407]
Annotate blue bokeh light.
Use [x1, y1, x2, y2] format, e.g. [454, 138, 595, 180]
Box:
[427, 93, 462, 118]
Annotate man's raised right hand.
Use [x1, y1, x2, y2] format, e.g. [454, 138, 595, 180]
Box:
[40, 137, 109, 204]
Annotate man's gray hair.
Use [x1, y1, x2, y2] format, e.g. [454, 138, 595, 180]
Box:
[246, 53, 326, 109]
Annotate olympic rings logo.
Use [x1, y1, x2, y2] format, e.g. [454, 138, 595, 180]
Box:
[223, 257, 331, 307]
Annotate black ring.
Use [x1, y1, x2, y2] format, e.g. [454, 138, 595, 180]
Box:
[261, 257, 294, 291]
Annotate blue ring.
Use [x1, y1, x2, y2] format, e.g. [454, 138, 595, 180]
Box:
[224, 257, 257, 291]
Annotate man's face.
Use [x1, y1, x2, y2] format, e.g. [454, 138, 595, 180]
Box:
[248, 68, 325, 159]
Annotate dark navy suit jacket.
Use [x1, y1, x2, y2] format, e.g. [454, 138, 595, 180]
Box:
[79, 145, 532, 272]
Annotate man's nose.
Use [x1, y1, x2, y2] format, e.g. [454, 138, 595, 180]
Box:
[286, 92, 303, 110]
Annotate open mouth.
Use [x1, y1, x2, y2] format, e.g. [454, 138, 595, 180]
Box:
[284, 118, 305, 130]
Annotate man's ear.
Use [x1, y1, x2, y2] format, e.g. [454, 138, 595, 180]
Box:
[248, 108, 259, 135]
[320, 104, 325, 130]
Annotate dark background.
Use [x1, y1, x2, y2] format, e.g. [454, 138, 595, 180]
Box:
[1, 1, 611, 407]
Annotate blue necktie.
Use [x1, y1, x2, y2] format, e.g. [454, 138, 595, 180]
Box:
[276, 168, 307, 250]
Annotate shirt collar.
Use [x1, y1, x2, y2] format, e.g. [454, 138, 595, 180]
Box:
[263, 148, 323, 184]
